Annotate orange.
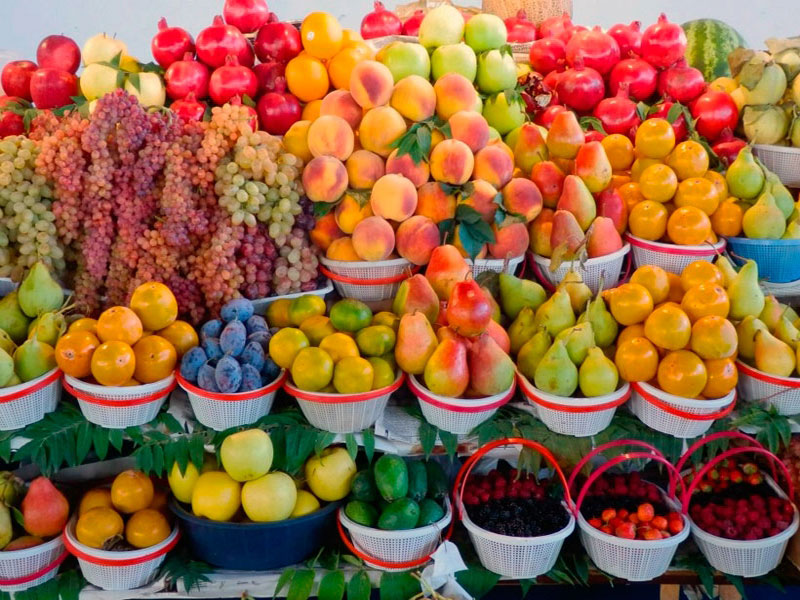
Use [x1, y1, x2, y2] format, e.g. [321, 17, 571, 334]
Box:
[657, 350, 708, 398]
[704, 170, 728, 203]
[666, 272, 684, 303]
[96, 306, 143, 346]
[156, 320, 199, 359]
[125, 509, 171, 549]
[328, 45, 370, 90]
[129, 282, 178, 332]
[601, 134, 635, 171]
[302, 98, 323, 122]
[301, 12, 344, 60]
[286, 54, 330, 103]
[91, 340, 136, 386]
[607, 283, 654, 326]
[666, 206, 711, 246]
[681, 283, 730, 322]
[710, 197, 743, 237]
[79, 488, 112, 516]
[690, 315, 738, 359]
[644, 303, 692, 350]
[635, 118, 676, 159]
[617, 324, 646, 347]
[639, 164, 678, 202]
[630, 265, 670, 304]
[618, 182, 645, 213]
[680, 260, 724, 292]
[702, 358, 738, 398]
[68, 317, 98, 335]
[75, 507, 124, 549]
[149, 488, 169, 513]
[674, 177, 719, 215]
[111, 470, 154, 514]
[610, 173, 632, 189]
[615, 337, 659, 382]
[132, 335, 177, 384]
[55, 331, 100, 379]
[342, 29, 363, 45]
[665, 140, 709, 180]
[628, 200, 668, 241]
[630, 157, 662, 182]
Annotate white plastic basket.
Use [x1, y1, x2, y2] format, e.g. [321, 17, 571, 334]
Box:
[517, 373, 630, 437]
[467, 255, 525, 277]
[625, 234, 726, 275]
[284, 373, 404, 434]
[176, 370, 287, 431]
[0, 535, 66, 593]
[0, 368, 62, 431]
[407, 375, 514, 435]
[63, 517, 179, 591]
[532, 244, 631, 293]
[64, 374, 175, 429]
[754, 144, 800, 188]
[250, 282, 333, 313]
[629, 381, 735, 439]
[319, 257, 415, 302]
[737, 361, 800, 416]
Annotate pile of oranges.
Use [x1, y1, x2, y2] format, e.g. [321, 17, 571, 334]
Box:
[610, 260, 738, 399]
[76, 470, 171, 550]
[54, 282, 198, 387]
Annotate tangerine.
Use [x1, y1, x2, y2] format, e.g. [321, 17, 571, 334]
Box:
[702, 358, 738, 398]
[618, 182, 645, 213]
[666, 206, 711, 245]
[302, 98, 323, 121]
[111, 470, 154, 514]
[90, 341, 136, 386]
[617, 324, 646, 347]
[704, 170, 729, 203]
[630, 265, 670, 304]
[628, 200, 668, 240]
[657, 350, 708, 398]
[286, 54, 330, 102]
[129, 282, 178, 331]
[710, 197, 743, 237]
[68, 318, 98, 335]
[601, 134, 635, 171]
[318, 332, 359, 363]
[666, 272, 685, 303]
[78, 488, 112, 516]
[639, 164, 678, 203]
[132, 335, 177, 383]
[615, 337, 659, 382]
[644, 303, 692, 350]
[96, 306, 143, 346]
[75, 507, 124, 549]
[630, 157, 662, 182]
[156, 320, 199, 359]
[680, 260, 724, 292]
[635, 118, 676, 159]
[665, 140, 709, 180]
[681, 283, 730, 322]
[328, 46, 370, 90]
[55, 331, 100, 379]
[690, 315, 738, 360]
[607, 283, 654, 326]
[125, 509, 171, 549]
[674, 177, 719, 215]
[268, 327, 310, 369]
[301, 12, 344, 60]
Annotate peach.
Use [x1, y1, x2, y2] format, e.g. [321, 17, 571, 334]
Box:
[307, 115, 355, 161]
[302, 156, 348, 203]
[385, 149, 430, 188]
[396, 215, 440, 265]
[352, 216, 395, 261]
[335, 192, 373, 234]
[473, 144, 513, 189]
[349, 60, 394, 109]
[434, 73, 480, 121]
[460, 179, 498, 223]
[310, 212, 344, 251]
[358, 106, 407, 157]
[370, 174, 418, 221]
[326, 236, 360, 261]
[430, 139, 474, 185]
[452, 225, 488, 259]
[319, 90, 363, 130]
[529, 208, 554, 257]
[346, 149, 385, 189]
[449, 110, 490, 153]
[488, 222, 530, 259]
[390, 75, 436, 122]
[416, 182, 457, 223]
[502, 178, 543, 223]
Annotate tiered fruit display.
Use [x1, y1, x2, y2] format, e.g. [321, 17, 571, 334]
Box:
[0, 475, 68, 551]
[736, 291, 800, 378]
[780, 437, 800, 501]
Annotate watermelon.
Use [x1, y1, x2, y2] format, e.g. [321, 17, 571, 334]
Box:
[683, 19, 747, 81]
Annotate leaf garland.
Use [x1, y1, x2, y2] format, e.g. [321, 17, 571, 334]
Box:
[390, 117, 450, 165]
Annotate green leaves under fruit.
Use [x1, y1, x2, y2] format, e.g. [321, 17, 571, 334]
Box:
[390, 118, 449, 165]
[578, 116, 607, 136]
[346, 571, 372, 600]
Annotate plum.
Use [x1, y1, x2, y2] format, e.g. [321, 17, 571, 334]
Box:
[180, 346, 207, 382]
[261, 357, 281, 383]
[202, 337, 224, 361]
[221, 298, 254, 323]
[200, 319, 223, 340]
[247, 330, 272, 351]
[246, 314, 268, 334]
[240, 364, 262, 391]
[220, 320, 247, 357]
[197, 363, 220, 392]
[240, 341, 265, 371]
[215, 355, 242, 393]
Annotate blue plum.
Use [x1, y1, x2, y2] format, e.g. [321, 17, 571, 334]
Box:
[200, 319, 223, 341]
[240, 341, 265, 371]
[197, 363, 220, 392]
[202, 337, 224, 361]
[179, 346, 207, 383]
[245, 315, 268, 334]
[221, 298, 254, 323]
[240, 364, 263, 392]
[215, 355, 243, 393]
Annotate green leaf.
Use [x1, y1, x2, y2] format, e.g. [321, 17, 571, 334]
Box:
[439, 430, 458, 459]
[636, 102, 651, 122]
[287, 569, 315, 600]
[189, 435, 205, 470]
[318, 570, 345, 600]
[455, 566, 500, 600]
[242, 94, 257, 108]
[379, 572, 419, 600]
[75, 422, 92, 464]
[520, 579, 536, 598]
[578, 116, 608, 135]
[418, 421, 437, 458]
[314, 201, 336, 217]
[57, 569, 84, 600]
[665, 102, 683, 124]
[362, 428, 375, 463]
[274, 568, 296, 599]
[315, 431, 336, 455]
[109, 428, 124, 451]
[726, 574, 748, 600]
[159, 546, 211, 592]
[92, 424, 109, 460]
[346, 571, 371, 600]
[341, 554, 363, 567]
[415, 127, 432, 158]
[345, 433, 357, 461]
[136, 446, 154, 474]
[11, 506, 24, 529]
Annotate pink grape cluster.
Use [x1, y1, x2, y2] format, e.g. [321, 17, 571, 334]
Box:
[236, 223, 277, 300]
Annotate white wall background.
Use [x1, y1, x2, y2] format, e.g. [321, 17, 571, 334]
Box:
[0, 0, 794, 65]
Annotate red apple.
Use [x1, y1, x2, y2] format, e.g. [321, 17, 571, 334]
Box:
[30, 69, 78, 109]
[36, 35, 81, 74]
[0, 96, 25, 137]
[1, 61, 37, 101]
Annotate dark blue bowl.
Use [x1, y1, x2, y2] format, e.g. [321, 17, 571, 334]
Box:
[170, 499, 340, 570]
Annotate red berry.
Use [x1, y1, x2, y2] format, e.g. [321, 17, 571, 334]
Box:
[609, 517, 624, 529]
[668, 518, 684, 534]
[615, 522, 636, 539]
[729, 469, 743, 484]
[480, 492, 490, 503]
[776, 520, 790, 531]
[600, 525, 614, 535]
[617, 509, 629, 520]
[637, 503, 655, 523]
[628, 513, 640, 525]
[601, 508, 617, 522]
[748, 473, 764, 485]
[642, 527, 663, 540]
[768, 527, 780, 537]
[589, 517, 603, 528]
[651, 516, 668, 531]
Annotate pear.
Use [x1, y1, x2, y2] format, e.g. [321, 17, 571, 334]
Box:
[736, 316, 768, 361]
[775, 315, 800, 348]
[534, 339, 578, 396]
[754, 330, 796, 377]
[546, 110, 584, 159]
[782, 304, 800, 323]
[555, 322, 595, 365]
[764, 171, 795, 219]
[556, 175, 597, 231]
[482, 286, 503, 324]
[517, 328, 551, 380]
[14, 336, 56, 382]
[725, 146, 765, 200]
[0, 330, 16, 357]
[728, 260, 765, 320]
[513, 123, 548, 174]
[578, 285, 618, 349]
[0, 292, 30, 344]
[783, 218, 800, 239]
[508, 306, 537, 355]
[0, 503, 11, 549]
[395, 313, 438, 375]
[468, 334, 515, 396]
[28, 312, 66, 347]
[423, 339, 470, 398]
[18, 262, 64, 318]
[574, 141, 612, 193]
[0, 348, 13, 387]
[579, 347, 619, 397]
[742, 190, 786, 239]
[715, 256, 738, 288]
[759, 295, 785, 331]
[534, 289, 575, 337]
[557, 268, 592, 313]
[498, 273, 546, 320]
[4, 373, 20, 388]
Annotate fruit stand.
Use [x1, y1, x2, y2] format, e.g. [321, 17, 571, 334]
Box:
[3, 1, 800, 599]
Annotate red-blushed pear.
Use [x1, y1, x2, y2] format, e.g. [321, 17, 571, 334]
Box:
[531, 161, 565, 208]
[556, 175, 597, 231]
[447, 279, 492, 337]
[436, 326, 470, 346]
[423, 339, 470, 397]
[546, 110, 585, 159]
[488, 222, 529, 259]
[435, 301, 449, 328]
[425, 244, 471, 301]
[395, 312, 438, 375]
[529, 208, 554, 257]
[486, 319, 511, 353]
[574, 141, 613, 193]
[468, 333, 515, 395]
[513, 123, 548, 174]
[392, 274, 440, 324]
[586, 216, 624, 258]
[482, 287, 502, 323]
[502, 178, 543, 222]
[21, 477, 69, 537]
[550, 210, 585, 258]
[596, 187, 628, 234]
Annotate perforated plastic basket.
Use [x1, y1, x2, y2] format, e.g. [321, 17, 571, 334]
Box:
[0, 368, 61, 431]
[517, 373, 629, 437]
[629, 381, 735, 439]
[737, 361, 800, 416]
[467, 255, 525, 277]
[0, 535, 67, 593]
[726, 237, 800, 284]
[531, 244, 631, 293]
[250, 282, 333, 313]
[284, 373, 404, 434]
[176, 370, 286, 431]
[407, 375, 514, 435]
[625, 234, 725, 275]
[64, 374, 176, 429]
[319, 257, 416, 302]
[754, 144, 800, 188]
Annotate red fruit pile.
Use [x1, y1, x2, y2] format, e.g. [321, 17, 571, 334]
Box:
[689, 494, 794, 541]
[585, 472, 663, 504]
[588, 504, 684, 540]
[463, 468, 546, 505]
[687, 459, 762, 494]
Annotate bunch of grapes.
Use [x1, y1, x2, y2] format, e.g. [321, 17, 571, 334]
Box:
[272, 228, 320, 296]
[236, 223, 277, 300]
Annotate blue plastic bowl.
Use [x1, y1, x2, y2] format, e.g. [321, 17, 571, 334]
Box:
[725, 237, 800, 283]
[170, 499, 340, 570]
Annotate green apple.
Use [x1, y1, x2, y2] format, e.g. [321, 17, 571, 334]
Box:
[488, 126, 501, 141]
[432, 43, 477, 82]
[124, 72, 166, 107]
[80, 63, 121, 101]
[465, 13, 507, 52]
[483, 91, 526, 135]
[377, 41, 431, 82]
[82, 33, 128, 65]
[418, 5, 465, 50]
[477, 49, 518, 94]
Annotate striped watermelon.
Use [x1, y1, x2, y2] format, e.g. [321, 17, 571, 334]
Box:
[683, 19, 747, 80]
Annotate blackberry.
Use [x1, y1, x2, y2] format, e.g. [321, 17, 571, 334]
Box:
[468, 497, 569, 537]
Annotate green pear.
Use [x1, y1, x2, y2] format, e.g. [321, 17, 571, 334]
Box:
[736, 316, 768, 361]
[4, 373, 20, 388]
[28, 312, 66, 347]
[578, 293, 618, 349]
[742, 190, 786, 239]
[555, 322, 595, 365]
[781, 304, 800, 323]
[754, 329, 796, 377]
[557, 268, 592, 313]
[728, 260, 765, 320]
[517, 328, 551, 380]
[0, 292, 30, 344]
[725, 145, 765, 200]
[534, 338, 578, 397]
[18, 262, 64, 318]
[498, 273, 546, 320]
[579, 347, 619, 397]
[765, 171, 795, 219]
[13, 337, 56, 382]
[0, 504, 11, 550]
[0, 348, 13, 387]
[783, 218, 800, 239]
[759, 295, 785, 331]
[0, 330, 16, 357]
[534, 289, 575, 337]
[715, 255, 738, 288]
[508, 307, 538, 355]
[775, 315, 800, 348]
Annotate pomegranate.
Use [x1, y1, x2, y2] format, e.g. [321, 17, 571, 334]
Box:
[223, 0, 271, 34]
[36, 36, 81, 74]
[712, 129, 748, 166]
[690, 90, 739, 141]
[593, 83, 641, 136]
[0, 96, 25, 137]
[538, 13, 572, 40]
[565, 26, 620, 75]
[559, 25, 587, 45]
[535, 104, 567, 128]
[658, 59, 705, 104]
[556, 60, 605, 112]
[361, 2, 402, 39]
[29, 69, 77, 110]
[164, 53, 210, 100]
[649, 101, 688, 142]
[256, 82, 301, 135]
[170, 92, 207, 122]
[402, 10, 424, 36]
[505, 10, 537, 43]
[254, 21, 302, 63]
[543, 69, 563, 98]
[151, 18, 195, 69]
[253, 62, 286, 95]
[640, 14, 687, 69]
[1, 61, 37, 101]
[196, 15, 254, 69]
[585, 129, 605, 143]
[608, 58, 657, 102]
[208, 55, 258, 106]
[230, 95, 259, 132]
[529, 38, 566, 75]
[606, 21, 642, 57]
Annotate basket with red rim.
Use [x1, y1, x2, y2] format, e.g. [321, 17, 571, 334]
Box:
[0, 367, 61, 431]
[63, 374, 176, 429]
[628, 380, 736, 439]
[0, 535, 67, 593]
[736, 360, 800, 416]
[568, 440, 691, 582]
[624, 234, 726, 275]
[176, 370, 287, 431]
[407, 374, 515, 436]
[63, 517, 180, 591]
[467, 255, 525, 277]
[530, 244, 632, 294]
[517, 372, 630, 438]
[455, 438, 575, 579]
[676, 432, 800, 578]
[319, 257, 418, 303]
[284, 372, 405, 434]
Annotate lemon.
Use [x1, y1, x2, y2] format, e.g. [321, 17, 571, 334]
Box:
[319, 333, 359, 363]
[356, 325, 396, 356]
[241, 472, 297, 522]
[291, 347, 334, 391]
[220, 429, 273, 482]
[191, 471, 241, 522]
[269, 328, 310, 369]
[368, 357, 395, 389]
[299, 315, 336, 346]
[305, 447, 356, 501]
[291, 489, 321, 517]
[167, 462, 200, 503]
[329, 299, 372, 332]
[333, 356, 374, 393]
[289, 295, 327, 326]
[266, 299, 292, 328]
[371, 311, 399, 331]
